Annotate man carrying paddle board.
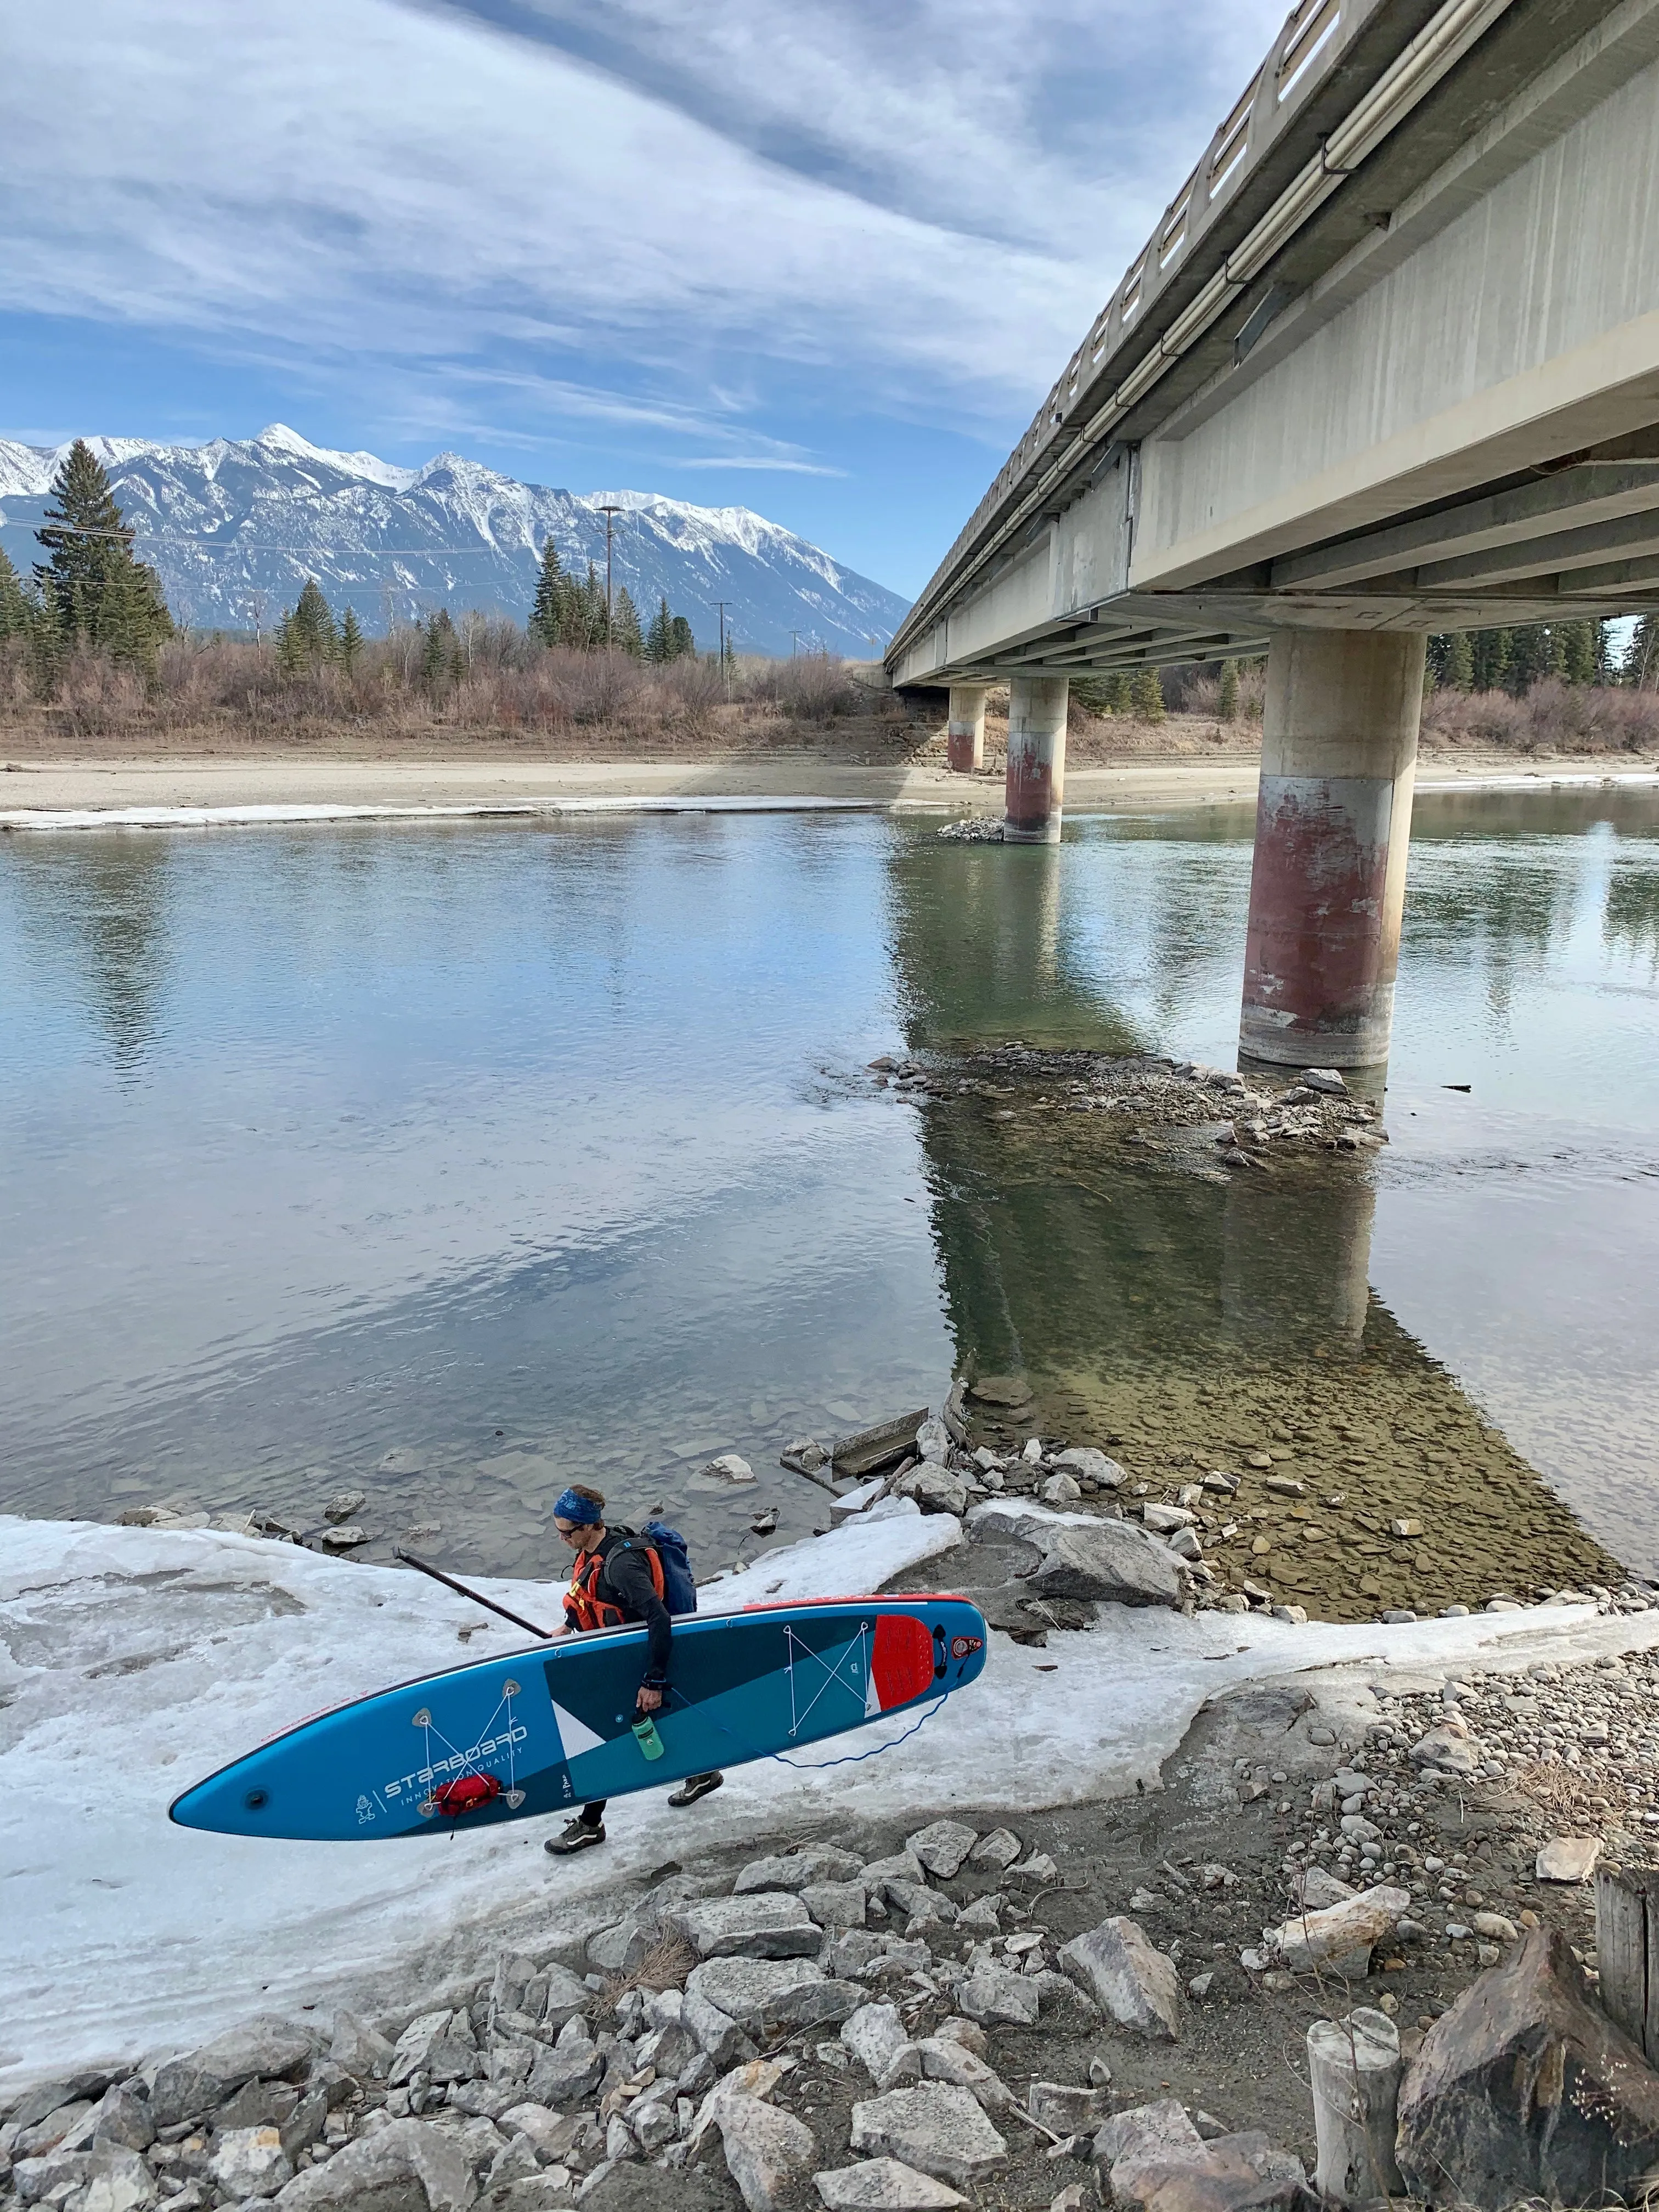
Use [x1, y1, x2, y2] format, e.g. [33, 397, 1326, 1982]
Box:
[543, 1485, 723, 1855]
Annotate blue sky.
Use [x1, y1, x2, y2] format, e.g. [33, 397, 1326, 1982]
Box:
[1, 0, 1291, 596]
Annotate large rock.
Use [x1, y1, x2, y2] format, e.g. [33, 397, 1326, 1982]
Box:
[1265, 1885, 1409, 1980]
[8, 2074, 116, 2134]
[861, 1850, 926, 1891]
[390, 2008, 479, 2088]
[814, 2160, 965, 2209]
[1124, 2133, 1307, 2212]
[273, 2119, 476, 2212]
[956, 1967, 1040, 2028]
[525, 2021, 605, 2106]
[1409, 1717, 1482, 1776]
[676, 1893, 822, 1960]
[75, 2147, 161, 2212]
[905, 1823, 979, 1879]
[895, 1467, 968, 1516]
[802, 1881, 867, 1931]
[735, 1846, 866, 1894]
[1029, 2082, 1114, 2135]
[1093, 2102, 1305, 2212]
[905, 2039, 1012, 2112]
[688, 1957, 859, 2036]
[1397, 1923, 1659, 2207]
[580, 2170, 730, 2212]
[538, 1964, 592, 2034]
[151, 2017, 319, 2126]
[207, 2126, 294, 2201]
[1059, 1918, 1181, 2039]
[64, 2086, 155, 2155]
[330, 2012, 397, 2080]
[1052, 1448, 1126, 1490]
[1029, 1525, 1184, 1609]
[683, 1989, 758, 2068]
[848, 2085, 1007, 2188]
[16, 2148, 155, 2212]
[842, 2003, 911, 2086]
[713, 2092, 816, 2212]
[1094, 2098, 1205, 2191]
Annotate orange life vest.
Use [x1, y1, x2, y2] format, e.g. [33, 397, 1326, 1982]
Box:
[564, 1532, 665, 1633]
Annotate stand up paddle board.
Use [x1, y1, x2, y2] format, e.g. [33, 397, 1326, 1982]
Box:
[170, 1596, 988, 1841]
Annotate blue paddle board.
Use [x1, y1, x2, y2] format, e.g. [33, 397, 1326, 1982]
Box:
[169, 1595, 989, 1841]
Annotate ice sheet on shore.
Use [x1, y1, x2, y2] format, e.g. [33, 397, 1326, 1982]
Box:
[2, 1508, 1654, 2092]
[0, 796, 882, 833]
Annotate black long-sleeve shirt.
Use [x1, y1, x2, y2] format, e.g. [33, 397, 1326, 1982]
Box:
[568, 1531, 673, 1687]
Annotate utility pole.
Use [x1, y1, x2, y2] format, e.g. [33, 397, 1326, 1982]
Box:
[715, 601, 730, 689]
[598, 504, 623, 637]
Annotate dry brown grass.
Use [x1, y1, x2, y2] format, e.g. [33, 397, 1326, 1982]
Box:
[600, 1931, 697, 2004]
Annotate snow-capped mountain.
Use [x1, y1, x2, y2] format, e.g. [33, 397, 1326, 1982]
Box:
[0, 426, 909, 657]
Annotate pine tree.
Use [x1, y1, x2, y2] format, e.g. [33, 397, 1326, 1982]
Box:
[1218, 659, 1239, 721]
[338, 606, 364, 673]
[1131, 667, 1166, 723]
[422, 608, 457, 690]
[1105, 672, 1133, 714]
[583, 564, 608, 651]
[1444, 631, 1474, 690]
[33, 439, 174, 671]
[278, 578, 337, 673]
[530, 539, 566, 647]
[669, 614, 696, 660]
[612, 586, 645, 659]
[1626, 613, 1658, 690]
[1470, 628, 1511, 693]
[1560, 621, 1596, 687]
[0, 545, 34, 641]
[645, 596, 673, 663]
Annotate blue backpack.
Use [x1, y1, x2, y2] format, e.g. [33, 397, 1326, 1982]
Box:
[638, 1520, 698, 1616]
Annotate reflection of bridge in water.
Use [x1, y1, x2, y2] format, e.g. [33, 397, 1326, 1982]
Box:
[885, 833, 1621, 1621]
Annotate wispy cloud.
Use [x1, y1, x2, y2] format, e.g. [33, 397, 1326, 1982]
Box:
[671, 457, 848, 476]
[1, 0, 1288, 422]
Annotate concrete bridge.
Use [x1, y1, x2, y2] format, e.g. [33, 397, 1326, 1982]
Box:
[887, 0, 1659, 1064]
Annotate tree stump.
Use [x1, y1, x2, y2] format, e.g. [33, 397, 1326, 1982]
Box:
[1307, 2006, 1404, 2204]
[1594, 1863, 1659, 2059]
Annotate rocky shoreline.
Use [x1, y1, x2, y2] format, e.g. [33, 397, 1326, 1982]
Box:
[10, 1622, 1659, 2212]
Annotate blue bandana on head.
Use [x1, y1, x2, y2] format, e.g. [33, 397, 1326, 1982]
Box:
[554, 1488, 603, 1526]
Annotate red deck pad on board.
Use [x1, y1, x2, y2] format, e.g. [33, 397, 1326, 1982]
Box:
[871, 1613, 935, 1710]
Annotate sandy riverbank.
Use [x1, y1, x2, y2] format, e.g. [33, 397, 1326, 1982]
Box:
[3, 751, 1657, 828]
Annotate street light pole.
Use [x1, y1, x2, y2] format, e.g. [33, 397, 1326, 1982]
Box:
[599, 504, 623, 639]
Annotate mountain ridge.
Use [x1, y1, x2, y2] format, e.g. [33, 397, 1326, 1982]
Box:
[0, 425, 909, 657]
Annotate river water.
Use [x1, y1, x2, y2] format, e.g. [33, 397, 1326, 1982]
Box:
[3, 790, 1658, 1601]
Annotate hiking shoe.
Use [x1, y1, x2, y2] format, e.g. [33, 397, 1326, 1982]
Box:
[544, 1818, 605, 1855]
[668, 1771, 724, 1809]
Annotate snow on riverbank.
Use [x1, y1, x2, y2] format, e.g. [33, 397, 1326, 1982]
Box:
[0, 796, 884, 833]
[3, 1509, 1656, 2091]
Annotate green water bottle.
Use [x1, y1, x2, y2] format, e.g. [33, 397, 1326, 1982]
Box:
[632, 1715, 664, 1761]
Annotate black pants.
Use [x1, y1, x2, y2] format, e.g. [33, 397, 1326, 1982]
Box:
[579, 1771, 719, 1825]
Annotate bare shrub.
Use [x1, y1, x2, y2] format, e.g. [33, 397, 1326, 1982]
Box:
[53, 649, 149, 738]
[1424, 679, 1659, 754]
[739, 652, 859, 722]
[658, 652, 727, 736]
[1183, 671, 1222, 718]
[0, 635, 35, 709]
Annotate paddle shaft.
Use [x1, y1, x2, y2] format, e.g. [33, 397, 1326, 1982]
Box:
[393, 1548, 555, 1640]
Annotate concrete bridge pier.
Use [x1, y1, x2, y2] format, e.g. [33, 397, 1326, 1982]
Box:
[946, 684, 988, 774]
[1003, 676, 1068, 844]
[1239, 630, 1423, 1068]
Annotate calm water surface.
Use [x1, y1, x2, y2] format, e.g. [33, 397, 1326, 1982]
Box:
[3, 792, 1658, 1582]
